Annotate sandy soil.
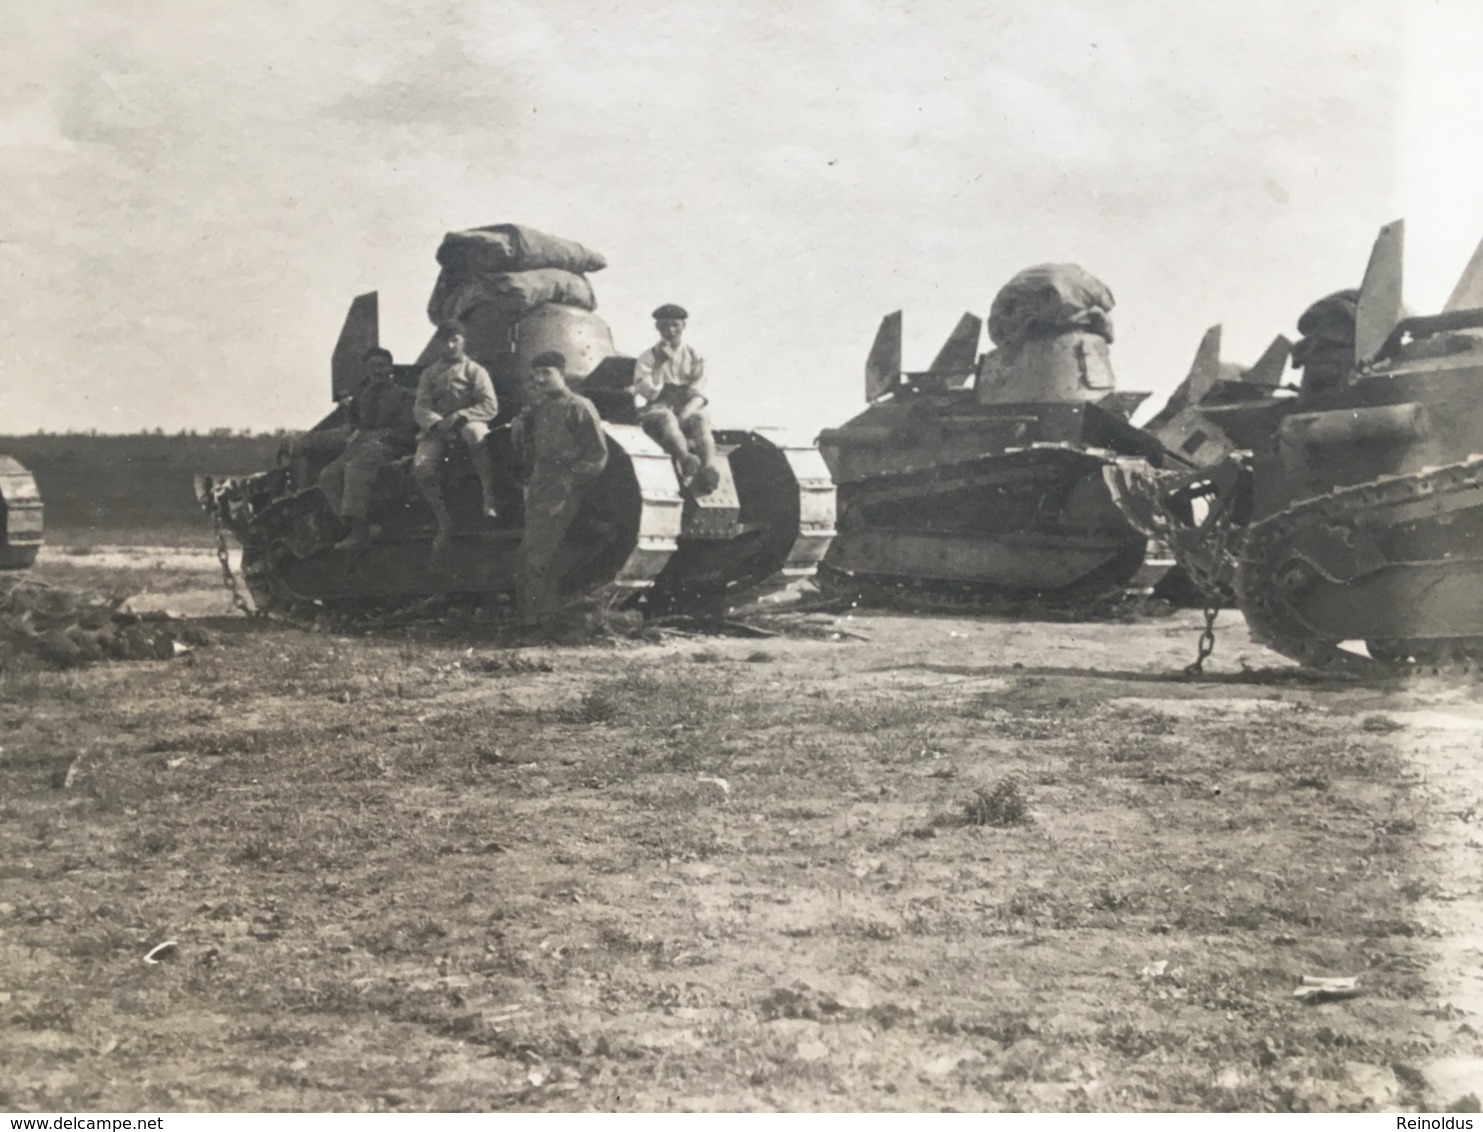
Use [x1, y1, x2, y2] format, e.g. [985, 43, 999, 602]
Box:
[1, 555, 1480, 1112]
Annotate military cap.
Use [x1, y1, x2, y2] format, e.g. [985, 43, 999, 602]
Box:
[530, 350, 567, 370]
[362, 346, 394, 363]
[436, 319, 466, 339]
[652, 303, 689, 321]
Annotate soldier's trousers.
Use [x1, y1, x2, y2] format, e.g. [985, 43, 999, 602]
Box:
[516, 470, 588, 625]
[641, 401, 715, 468]
[318, 433, 403, 519]
[288, 427, 351, 486]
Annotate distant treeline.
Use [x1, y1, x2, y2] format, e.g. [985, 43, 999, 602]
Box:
[0, 434, 286, 547]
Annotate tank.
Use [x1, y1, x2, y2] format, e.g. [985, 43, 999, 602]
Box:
[0, 455, 43, 569]
[199, 225, 834, 620]
[817, 265, 1171, 603]
[1106, 219, 1483, 668]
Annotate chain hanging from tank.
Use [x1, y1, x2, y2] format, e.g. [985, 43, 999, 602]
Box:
[1184, 600, 1221, 677]
[211, 509, 264, 619]
[1180, 490, 1238, 678]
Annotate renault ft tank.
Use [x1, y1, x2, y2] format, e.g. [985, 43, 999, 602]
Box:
[1106, 219, 1483, 669]
[0, 456, 43, 569]
[817, 264, 1171, 602]
[200, 224, 833, 619]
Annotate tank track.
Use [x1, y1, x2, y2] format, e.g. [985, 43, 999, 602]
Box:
[814, 539, 1148, 616]
[733, 431, 837, 603]
[1235, 454, 1483, 673]
[821, 443, 1147, 612]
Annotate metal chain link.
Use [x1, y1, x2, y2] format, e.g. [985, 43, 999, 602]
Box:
[211, 508, 263, 619]
[1184, 601, 1221, 677]
[1181, 489, 1237, 678]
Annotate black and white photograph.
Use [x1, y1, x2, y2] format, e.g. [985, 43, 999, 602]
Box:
[2, 0, 1482, 1115]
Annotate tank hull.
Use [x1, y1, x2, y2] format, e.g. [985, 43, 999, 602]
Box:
[819, 397, 1154, 600]
[203, 425, 679, 615]
[1233, 355, 1483, 666]
[0, 456, 43, 570]
[204, 421, 836, 619]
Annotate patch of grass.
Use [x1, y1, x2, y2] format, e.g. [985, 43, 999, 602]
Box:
[871, 723, 946, 764]
[815, 697, 937, 734]
[961, 779, 1031, 827]
[557, 690, 622, 725]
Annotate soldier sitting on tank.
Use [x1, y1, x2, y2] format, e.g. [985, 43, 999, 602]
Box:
[316, 346, 418, 551]
[511, 351, 609, 627]
[412, 320, 501, 556]
[633, 303, 720, 495]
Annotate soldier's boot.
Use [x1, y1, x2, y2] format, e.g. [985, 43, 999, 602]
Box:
[692, 463, 721, 496]
[682, 416, 720, 496]
[413, 464, 456, 559]
[425, 497, 455, 561]
[334, 516, 371, 551]
[471, 445, 500, 519]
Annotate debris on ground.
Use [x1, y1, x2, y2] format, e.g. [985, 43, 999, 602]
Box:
[465, 651, 556, 675]
[1293, 975, 1361, 1003]
[142, 940, 179, 965]
[1361, 714, 1405, 734]
[697, 774, 731, 798]
[1, 578, 218, 669]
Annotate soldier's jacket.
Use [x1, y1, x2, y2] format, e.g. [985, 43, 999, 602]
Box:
[512, 388, 608, 481]
[346, 381, 418, 450]
[414, 357, 499, 434]
[634, 341, 706, 411]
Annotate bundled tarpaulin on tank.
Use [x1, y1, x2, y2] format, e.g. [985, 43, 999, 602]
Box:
[435, 224, 607, 275]
[1292, 289, 1358, 394]
[987, 264, 1115, 353]
[1294, 290, 1359, 356]
[426, 223, 606, 324]
[428, 268, 598, 324]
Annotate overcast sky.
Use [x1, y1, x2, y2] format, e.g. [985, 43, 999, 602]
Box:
[4, 0, 1483, 437]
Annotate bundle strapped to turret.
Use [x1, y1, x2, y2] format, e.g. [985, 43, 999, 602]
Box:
[426, 223, 606, 324]
[987, 264, 1115, 354]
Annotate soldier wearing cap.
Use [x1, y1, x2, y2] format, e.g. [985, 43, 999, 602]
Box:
[279, 346, 402, 495]
[412, 320, 501, 556]
[317, 346, 418, 550]
[511, 350, 609, 626]
[633, 303, 719, 495]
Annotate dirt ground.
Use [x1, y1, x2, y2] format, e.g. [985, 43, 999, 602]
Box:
[2, 549, 1481, 1112]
